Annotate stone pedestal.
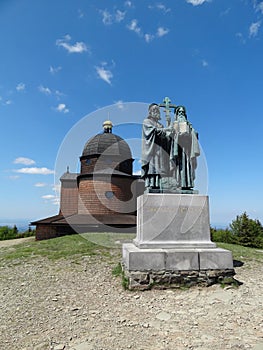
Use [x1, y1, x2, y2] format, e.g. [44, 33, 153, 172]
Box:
[122, 194, 235, 290]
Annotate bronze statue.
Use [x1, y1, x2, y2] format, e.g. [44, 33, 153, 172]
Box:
[141, 103, 173, 190]
[171, 105, 200, 191]
[141, 98, 200, 193]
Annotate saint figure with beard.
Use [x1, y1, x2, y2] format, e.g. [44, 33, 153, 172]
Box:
[141, 103, 174, 191]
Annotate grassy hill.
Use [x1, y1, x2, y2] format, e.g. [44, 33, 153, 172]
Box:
[0, 233, 262, 265]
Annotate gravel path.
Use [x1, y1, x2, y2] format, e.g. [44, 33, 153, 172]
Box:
[0, 237, 34, 248]
[0, 245, 262, 350]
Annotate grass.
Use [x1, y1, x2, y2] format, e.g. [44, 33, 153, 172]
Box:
[0, 234, 109, 263]
[112, 262, 123, 276]
[0, 234, 262, 266]
[217, 242, 263, 263]
[80, 232, 135, 248]
[111, 262, 130, 290]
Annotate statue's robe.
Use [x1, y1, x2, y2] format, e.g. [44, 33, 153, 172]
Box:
[170, 126, 200, 189]
[141, 117, 172, 186]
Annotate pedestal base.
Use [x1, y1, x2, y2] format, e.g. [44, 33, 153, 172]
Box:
[122, 244, 235, 290]
[122, 193, 235, 290]
[123, 243, 234, 270]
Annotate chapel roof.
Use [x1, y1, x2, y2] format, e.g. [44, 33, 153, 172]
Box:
[81, 121, 132, 159]
[60, 172, 79, 181]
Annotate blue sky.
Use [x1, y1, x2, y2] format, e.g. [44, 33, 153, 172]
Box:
[1, 0, 263, 227]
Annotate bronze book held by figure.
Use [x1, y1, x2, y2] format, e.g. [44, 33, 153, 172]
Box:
[173, 120, 190, 134]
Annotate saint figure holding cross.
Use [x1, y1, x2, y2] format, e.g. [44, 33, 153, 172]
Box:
[141, 98, 200, 193]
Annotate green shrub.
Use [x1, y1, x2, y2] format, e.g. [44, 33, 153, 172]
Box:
[211, 212, 263, 249]
[211, 227, 234, 244]
[0, 226, 17, 240]
[0, 225, 35, 241]
[230, 212, 263, 248]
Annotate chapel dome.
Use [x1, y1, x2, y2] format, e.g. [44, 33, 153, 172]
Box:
[82, 121, 132, 159]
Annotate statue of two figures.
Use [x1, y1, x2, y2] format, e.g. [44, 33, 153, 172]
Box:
[141, 97, 200, 193]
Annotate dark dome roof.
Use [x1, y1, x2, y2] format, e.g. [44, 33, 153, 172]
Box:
[82, 132, 132, 159]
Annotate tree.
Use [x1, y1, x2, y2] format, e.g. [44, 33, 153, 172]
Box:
[210, 227, 234, 244]
[229, 212, 263, 248]
[13, 225, 18, 236]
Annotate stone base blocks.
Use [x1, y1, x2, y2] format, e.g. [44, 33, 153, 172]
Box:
[122, 244, 235, 290]
[122, 193, 235, 290]
[123, 268, 236, 290]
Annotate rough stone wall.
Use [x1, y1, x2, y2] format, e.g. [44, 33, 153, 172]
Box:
[124, 269, 236, 290]
[78, 177, 137, 215]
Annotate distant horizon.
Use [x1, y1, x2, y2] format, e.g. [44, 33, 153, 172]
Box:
[0, 218, 234, 231]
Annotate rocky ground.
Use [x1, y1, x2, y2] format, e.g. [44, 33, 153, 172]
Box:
[0, 240, 262, 350]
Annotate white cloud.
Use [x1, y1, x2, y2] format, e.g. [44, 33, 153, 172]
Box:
[220, 7, 231, 16]
[56, 35, 88, 53]
[100, 9, 126, 25]
[202, 59, 208, 67]
[52, 184, 61, 194]
[39, 85, 64, 100]
[100, 9, 112, 25]
[13, 157, 36, 165]
[114, 100, 125, 109]
[60, 41, 87, 53]
[186, 0, 210, 5]
[39, 85, 51, 95]
[42, 194, 55, 199]
[78, 9, 85, 18]
[16, 83, 25, 92]
[56, 103, 69, 113]
[157, 4, 171, 13]
[15, 167, 54, 175]
[145, 33, 154, 42]
[42, 194, 59, 205]
[52, 184, 61, 204]
[0, 97, 11, 106]
[133, 169, 141, 175]
[127, 19, 142, 35]
[149, 4, 171, 13]
[95, 65, 113, 85]
[115, 10, 126, 22]
[125, 1, 132, 7]
[256, 2, 263, 14]
[143, 27, 169, 42]
[127, 21, 169, 42]
[64, 34, 71, 41]
[9, 175, 20, 180]
[156, 27, 169, 37]
[49, 66, 62, 74]
[249, 21, 261, 37]
[34, 182, 47, 187]
[55, 90, 64, 97]
[52, 197, 60, 205]
[236, 32, 246, 44]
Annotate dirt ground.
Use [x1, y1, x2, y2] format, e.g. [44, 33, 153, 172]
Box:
[0, 238, 262, 350]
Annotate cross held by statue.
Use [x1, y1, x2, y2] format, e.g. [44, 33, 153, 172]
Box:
[159, 96, 176, 127]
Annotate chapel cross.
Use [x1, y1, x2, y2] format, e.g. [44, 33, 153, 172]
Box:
[159, 96, 177, 127]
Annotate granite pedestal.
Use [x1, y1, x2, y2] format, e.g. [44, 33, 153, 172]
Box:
[122, 194, 235, 289]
